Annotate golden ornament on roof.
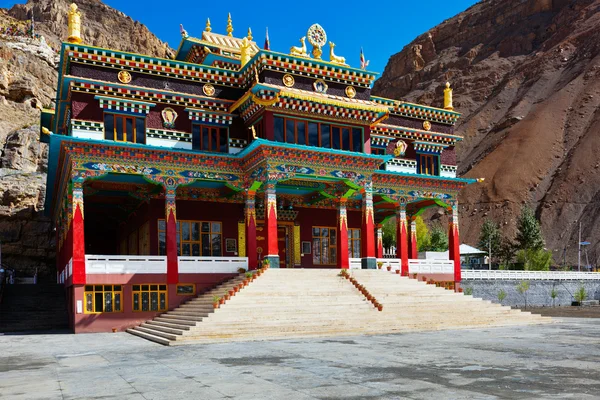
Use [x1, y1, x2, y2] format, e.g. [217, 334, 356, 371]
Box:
[67, 3, 82, 44]
[444, 81, 453, 110]
[205, 18, 211, 32]
[329, 42, 347, 66]
[226, 13, 233, 37]
[423, 120, 431, 131]
[203, 84, 216, 97]
[290, 37, 308, 57]
[307, 24, 327, 60]
[247, 27, 253, 41]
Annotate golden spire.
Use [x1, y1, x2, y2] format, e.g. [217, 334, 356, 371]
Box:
[205, 18, 211, 32]
[67, 3, 82, 44]
[443, 81, 454, 110]
[240, 37, 251, 68]
[247, 27, 253, 41]
[226, 13, 233, 37]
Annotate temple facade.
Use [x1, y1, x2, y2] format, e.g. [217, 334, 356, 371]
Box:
[40, 5, 476, 332]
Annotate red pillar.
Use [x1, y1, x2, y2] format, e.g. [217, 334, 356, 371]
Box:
[361, 189, 376, 268]
[264, 184, 279, 267]
[337, 198, 349, 269]
[448, 203, 461, 283]
[71, 181, 86, 285]
[409, 217, 418, 259]
[376, 223, 384, 259]
[245, 191, 258, 270]
[165, 189, 178, 284]
[396, 204, 409, 276]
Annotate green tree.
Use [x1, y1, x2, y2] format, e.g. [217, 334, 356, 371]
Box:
[478, 219, 501, 264]
[515, 206, 544, 251]
[550, 287, 558, 307]
[574, 286, 587, 304]
[422, 224, 448, 252]
[516, 248, 552, 271]
[498, 237, 516, 269]
[382, 218, 396, 250]
[497, 289, 507, 304]
[516, 281, 531, 308]
[415, 216, 430, 252]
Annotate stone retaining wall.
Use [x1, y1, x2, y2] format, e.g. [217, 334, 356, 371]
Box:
[460, 280, 600, 307]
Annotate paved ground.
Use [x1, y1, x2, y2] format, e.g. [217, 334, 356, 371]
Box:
[1, 319, 599, 400]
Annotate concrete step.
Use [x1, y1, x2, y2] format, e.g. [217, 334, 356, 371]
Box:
[145, 320, 192, 331]
[154, 317, 197, 326]
[127, 328, 171, 345]
[160, 313, 204, 322]
[133, 326, 180, 341]
[141, 322, 185, 335]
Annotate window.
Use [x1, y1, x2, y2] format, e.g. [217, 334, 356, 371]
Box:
[192, 124, 228, 152]
[348, 229, 361, 258]
[176, 284, 195, 296]
[417, 154, 438, 176]
[132, 284, 167, 312]
[273, 116, 362, 152]
[158, 220, 222, 256]
[84, 285, 122, 314]
[312, 227, 337, 265]
[104, 113, 146, 144]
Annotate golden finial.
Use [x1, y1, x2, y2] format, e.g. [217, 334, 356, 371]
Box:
[205, 18, 211, 32]
[444, 81, 454, 110]
[226, 13, 233, 37]
[67, 3, 82, 44]
[247, 27, 253, 41]
[240, 37, 251, 68]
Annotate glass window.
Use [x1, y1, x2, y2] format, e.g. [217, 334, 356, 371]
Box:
[320, 124, 330, 148]
[286, 119, 295, 143]
[331, 126, 340, 150]
[312, 227, 337, 265]
[308, 122, 319, 146]
[417, 154, 439, 176]
[192, 125, 228, 153]
[342, 128, 350, 150]
[352, 128, 362, 152]
[84, 285, 123, 314]
[297, 121, 306, 145]
[349, 228, 361, 258]
[274, 116, 284, 142]
[104, 113, 144, 144]
[132, 284, 168, 312]
[158, 220, 222, 257]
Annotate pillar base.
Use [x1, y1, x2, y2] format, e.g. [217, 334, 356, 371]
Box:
[361, 257, 377, 270]
[264, 255, 280, 269]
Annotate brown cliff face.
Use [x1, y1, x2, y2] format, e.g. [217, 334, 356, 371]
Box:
[373, 0, 600, 265]
[0, 0, 171, 277]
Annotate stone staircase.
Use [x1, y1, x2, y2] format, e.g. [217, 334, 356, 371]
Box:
[128, 269, 551, 345]
[0, 284, 69, 333]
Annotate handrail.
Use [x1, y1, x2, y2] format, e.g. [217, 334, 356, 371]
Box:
[462, 269, 600, 280]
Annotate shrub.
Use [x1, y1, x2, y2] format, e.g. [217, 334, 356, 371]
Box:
[237, 267, 247, 274]
[516, 281, 531, 308]
[498, 289, 507, 304]
[464, 287, 473, 296]
[574, 286, 587, 304]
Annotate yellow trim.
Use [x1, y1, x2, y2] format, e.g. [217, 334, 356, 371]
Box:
[83, 285, 123, 314]
[176, 283, 196, 296]
[132, 283, 168, 312]
[238, 221, 246, 258]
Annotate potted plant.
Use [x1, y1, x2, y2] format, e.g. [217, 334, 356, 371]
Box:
[387, 266, 392, 271]
[229, 289, 235, 297]
[413, 273, 417, 279]
[262, 259, 271, 268]
[212, 295, 220, 309]
[377, 261, 383, 269]
[395, 269, 401, 274]
[377, 304, 383, 312]
[238, 267, 247, 274]
[224, 292, 230, 301]
[245, 271, 253, 281]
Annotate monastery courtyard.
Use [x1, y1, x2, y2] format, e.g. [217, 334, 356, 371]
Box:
[1, 319, 599, 399]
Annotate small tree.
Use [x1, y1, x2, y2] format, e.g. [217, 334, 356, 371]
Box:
[464, 287, 473, 296]
[478, 219, 501, 265]
[550, 287, 558, 307]
[574, 286, 587, 305]
[498, 289, 507, 305]
[516, 281, 531, 308]
[421, 224, 448, 252]
[516, 248, 552, 271]
[415, 216, 430, 252]
[515, 206, 544, 251]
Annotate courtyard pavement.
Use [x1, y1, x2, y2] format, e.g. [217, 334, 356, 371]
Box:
[1, 319, 599, 399]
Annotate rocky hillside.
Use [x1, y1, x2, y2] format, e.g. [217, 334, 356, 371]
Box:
[373, 0, 600, 265]
[0, 0, 170, 278]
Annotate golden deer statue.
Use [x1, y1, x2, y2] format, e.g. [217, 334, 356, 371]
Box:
[290, 37, 307, 57]
[328, 42, 346, 65]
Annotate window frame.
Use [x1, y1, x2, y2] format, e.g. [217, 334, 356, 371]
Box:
[83, 285, 123, 314]
[417, 153, 439, 176]
[192, 124, 229, 153]
[348, 228, 361, 259]
[312, 226, 337, 266]
[103, 112, 146, 144]
[158, 219, 223, 257]
[132, 284, 168, 312]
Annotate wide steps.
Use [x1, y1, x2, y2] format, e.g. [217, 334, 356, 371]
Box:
[129, 269, 550, 346]
[127, 328, 171, 345]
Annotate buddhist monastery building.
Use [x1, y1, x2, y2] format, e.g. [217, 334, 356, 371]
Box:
[40, 5, 476, 333]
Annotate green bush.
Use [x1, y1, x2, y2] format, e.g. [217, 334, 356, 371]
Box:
[574, 286, 587, 304]
[515, 248, 552, 271]
[498, 289, 507, 304]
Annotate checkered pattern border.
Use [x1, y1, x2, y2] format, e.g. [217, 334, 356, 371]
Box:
[414, 142, 446, 154]
[278, 97, 376, 122]
[146, 128, 192, 143]
[97, 96, 153, 115]
[371, 126, 457, 146]
[229, 138, 248, 148]
[186, 109, 233, 125]
[71, 119, 103, 133]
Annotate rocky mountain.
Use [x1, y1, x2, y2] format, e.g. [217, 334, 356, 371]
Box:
[0, 0, 170, 278]
[373, 0, 600, 265]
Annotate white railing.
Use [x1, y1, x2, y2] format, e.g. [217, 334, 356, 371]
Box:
[349, 258, 361, 269]
[348, 258, 402, 271]
[462, 269, 600, 280]
[85, 255, 167, 274]
[409, 259, 454, 274]
[178, 257, 248, 274]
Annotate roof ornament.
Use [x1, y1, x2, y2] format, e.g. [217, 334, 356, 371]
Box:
[307, 24, 327, 60]
[290, 36, 307, 57]
[205, 18, 211, 32]
[444, 82, 453, 110]
[360, 47, 370, 70]
[240, 37, 251, 68]
[328, 42, 347, 66]
[67, 3, 82, 44]
[226, 13, 233, 37]
[180, 24, 188, 38]
[247, 27, 253, 41]
[264, 27, 270, 50]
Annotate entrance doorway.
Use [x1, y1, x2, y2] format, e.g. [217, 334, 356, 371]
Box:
[256, 222, 295, 268]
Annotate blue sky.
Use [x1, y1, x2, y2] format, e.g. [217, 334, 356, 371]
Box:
[3, 0, 479, 73]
